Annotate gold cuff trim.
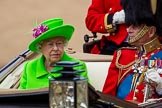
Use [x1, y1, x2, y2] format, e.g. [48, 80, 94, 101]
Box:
[104, 13, 116, 33]
[104, 13, 109, 29]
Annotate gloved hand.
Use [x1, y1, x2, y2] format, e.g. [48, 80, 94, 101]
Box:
[145, 69, 162, 95]
[112, 10, 125, 24]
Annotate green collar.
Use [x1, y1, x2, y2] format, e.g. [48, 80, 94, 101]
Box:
[36, 52, 71, 78]
[36, 55, 48, 78]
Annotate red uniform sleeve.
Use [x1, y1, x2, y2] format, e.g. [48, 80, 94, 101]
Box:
[85, 0, 106, 33]
[85, 0, 128, 45]
[102, 51, 119, 96]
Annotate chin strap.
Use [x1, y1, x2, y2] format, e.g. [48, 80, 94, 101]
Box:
[128, 25, 150, 44]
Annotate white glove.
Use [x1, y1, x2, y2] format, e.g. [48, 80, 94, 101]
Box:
[145, 69, 162, 95]
[112, 10, 125, 24]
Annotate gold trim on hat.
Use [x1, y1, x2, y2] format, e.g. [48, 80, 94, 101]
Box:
[151, 0, 157, 15]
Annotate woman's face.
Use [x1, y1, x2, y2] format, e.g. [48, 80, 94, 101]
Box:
[40, 36, 66, 64]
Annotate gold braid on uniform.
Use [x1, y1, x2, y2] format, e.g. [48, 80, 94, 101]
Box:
[115, 48, 140, 85]
[129, 25, 150, 44]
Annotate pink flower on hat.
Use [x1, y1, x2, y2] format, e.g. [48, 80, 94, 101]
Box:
[33, 25, 48, 38]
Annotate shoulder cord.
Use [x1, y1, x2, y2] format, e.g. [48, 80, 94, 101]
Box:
[115, 49, 141, 85]
[115, 49, 139, 69]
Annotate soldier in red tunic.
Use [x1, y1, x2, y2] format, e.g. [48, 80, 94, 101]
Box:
[102, 0, 162, 103]
[85, 0, 129, 55]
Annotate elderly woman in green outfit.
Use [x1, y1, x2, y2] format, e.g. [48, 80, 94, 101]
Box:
[19, 18, 89, 89]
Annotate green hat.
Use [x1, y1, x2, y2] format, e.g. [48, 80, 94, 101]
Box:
[28, 18, 74, 52]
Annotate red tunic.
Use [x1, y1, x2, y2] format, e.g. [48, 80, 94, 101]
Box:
[85, 0, 128, 45]
[103, 47, 162, 102]
[102, 48, 136, 96]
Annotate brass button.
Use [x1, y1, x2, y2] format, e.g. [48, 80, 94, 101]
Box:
[135, 89, 139, 93]
[136, 82, 139, 85]
[133, 96, 137, 101]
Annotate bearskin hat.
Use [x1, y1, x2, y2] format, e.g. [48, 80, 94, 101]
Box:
[121, 0, 162, 36]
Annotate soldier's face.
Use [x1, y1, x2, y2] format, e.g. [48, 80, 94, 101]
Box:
[127, 25, 150, 46]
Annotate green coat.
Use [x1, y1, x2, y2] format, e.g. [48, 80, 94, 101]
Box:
[19, 52, 89, 89]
